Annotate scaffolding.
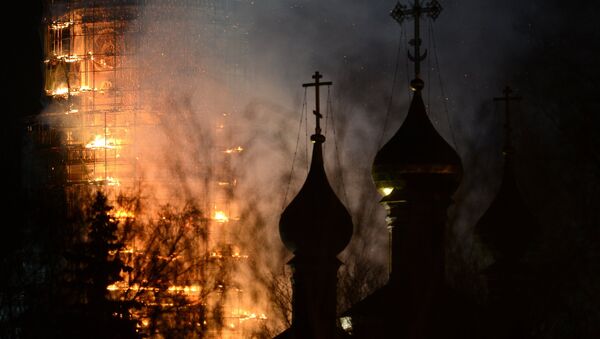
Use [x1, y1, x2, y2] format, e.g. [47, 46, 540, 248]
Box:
[31, 0, 265, 337]
[40, 0, 145, 204]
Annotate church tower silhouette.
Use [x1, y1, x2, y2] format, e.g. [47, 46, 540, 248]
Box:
[276, 72, 353, 339]
[340, 1, 466, 338]
[475, 87, 540, 339]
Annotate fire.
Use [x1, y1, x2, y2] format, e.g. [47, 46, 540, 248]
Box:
[49, 87, 69, 96]
[44, 54, 83, 63]
[233, 309, 268, 322]
[224, 146, 244, 154]
[167, 284, 201, 294]
[214, 210, 229, 223]
[231, 252, 248, 259]
[42, 4, 268, 337]
[91, 177, 120, 186]
[107, 282, 203, 296]
[106, 284, 120, 291]
[47, 85, 98, 97]
[50, 20, 73, 30]
[110, 208, 135, 220]
[86, 135, 121, 149]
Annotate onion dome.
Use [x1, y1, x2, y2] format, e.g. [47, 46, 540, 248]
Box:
[477, 86, 537, 260]
[372, 80, 463, 195]
[476, 149, 537, 261]
[279, 134, 353, 257]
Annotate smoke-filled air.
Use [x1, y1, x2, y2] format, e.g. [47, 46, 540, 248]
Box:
[9, 0, 600, 338]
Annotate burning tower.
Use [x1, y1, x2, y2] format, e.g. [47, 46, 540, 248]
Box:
[27, 0, 265, 337]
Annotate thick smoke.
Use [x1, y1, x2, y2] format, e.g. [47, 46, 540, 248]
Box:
[130, 0, 597, 330]
[31, 0, 600, 335]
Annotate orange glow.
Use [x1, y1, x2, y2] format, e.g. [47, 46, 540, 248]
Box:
[231, 252, 248, 259]
[91, 177, 120, 186]
[47, 85, 97, 97]
[49, 87, 69, 96]
[167, 284, 201, 294]
[111, 208, 135, 220]
[233, 309, 268, 322]
[43, 4, 270, 336]
[50, 21, 73, 30]
[224, 146, 244, 154]
[86, 135, 121, 149]
[214, 210, 229, 223]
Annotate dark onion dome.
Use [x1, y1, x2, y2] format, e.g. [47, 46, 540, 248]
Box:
[476, 153, 538, 261]
[372, 84, 462, 194]
[279, 135, 353, 257]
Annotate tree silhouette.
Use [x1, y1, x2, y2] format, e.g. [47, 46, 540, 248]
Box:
[66, 191, 138, 339]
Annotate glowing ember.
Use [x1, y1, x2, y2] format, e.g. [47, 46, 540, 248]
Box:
[111, 208, 135, 220]
[106, 283, 120, 291]
[91, 176, 121, 186]
[85, 135, 121, 149]
[49, 87, 69, 96]
[224, 146, 244, 154]
[231, 252, 248, 259]
[214, 210, 229, 223]
[167, 284, 201, 294]
[234, 309, 268, 322]
[50, 21, 73, 30]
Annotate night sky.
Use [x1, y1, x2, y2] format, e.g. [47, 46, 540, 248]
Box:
[6, 0, 600, 336]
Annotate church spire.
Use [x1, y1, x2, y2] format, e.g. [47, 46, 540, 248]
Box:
[280, 71, 351, 256]
[277, 72, 352, 339]
[340, 4, 467, 338]
[373, 0, 461, 200]
[477, 86, 535, 261]
[474, 87, 539, 339]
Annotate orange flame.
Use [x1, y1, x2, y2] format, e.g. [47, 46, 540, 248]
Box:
[214, 210, 229, 223]
[86, 135, 120, 149]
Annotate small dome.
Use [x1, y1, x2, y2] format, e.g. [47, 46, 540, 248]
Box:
[372, 89, 462, 194]
[279, 139, 353, 257]
[476, 156, 538, 260]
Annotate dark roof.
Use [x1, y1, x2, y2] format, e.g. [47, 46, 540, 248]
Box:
[279, 138, 353, 257]
[372, 90, 462, 191]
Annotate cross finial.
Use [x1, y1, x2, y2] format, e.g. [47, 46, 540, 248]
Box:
[493, 86, 522, 155]
[303, 71, 332, 143]
[391, 0, 443, 91]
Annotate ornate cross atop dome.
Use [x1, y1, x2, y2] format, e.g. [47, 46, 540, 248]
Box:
[391, 0, 443, 87]
[302, 71, 332, 141]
